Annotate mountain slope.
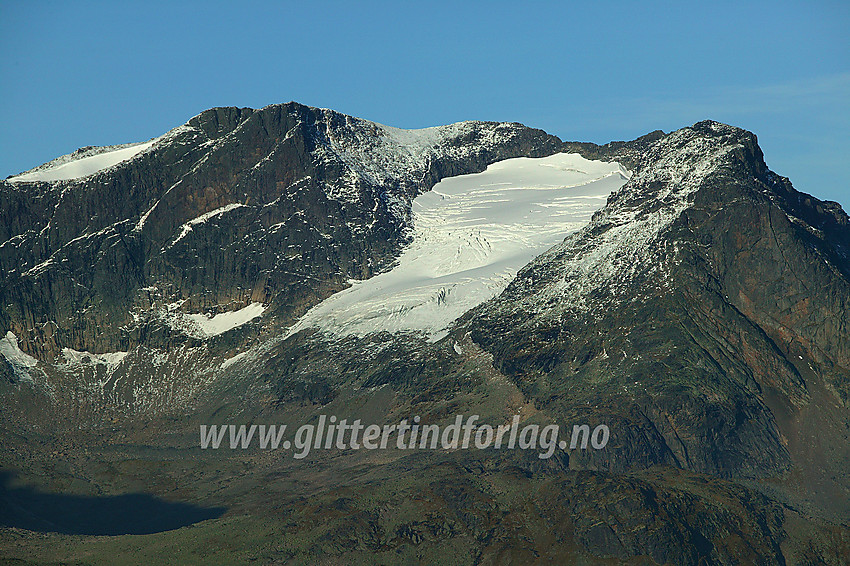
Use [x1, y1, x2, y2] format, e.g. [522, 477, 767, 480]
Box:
[1, 110, 848, 565]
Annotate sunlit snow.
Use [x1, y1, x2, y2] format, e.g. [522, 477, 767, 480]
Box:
[220, 351, 248, 369]
[169, 203, 246, 247]
[8, 141, 155, 182]
[289, 153, 630, 341]
[186, 302, 266, 337]
[0, 331, 39, 368]
[0, 331, 39, 381]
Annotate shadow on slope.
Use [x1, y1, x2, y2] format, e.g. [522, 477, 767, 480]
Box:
[0, 470, 225, 535]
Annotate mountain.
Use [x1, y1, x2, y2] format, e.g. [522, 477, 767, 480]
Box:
[0, 103, 561, 359]
[1, 104, 848, 565]
[466, 120, 850, 513]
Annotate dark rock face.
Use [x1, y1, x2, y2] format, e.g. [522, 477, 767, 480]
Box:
[0, 102, 561, 359]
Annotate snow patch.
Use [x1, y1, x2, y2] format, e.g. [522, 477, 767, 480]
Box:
[188, 303, 265, 336]
[289, 153, 628, 340]
[221, 351, 248, 369]
[168, 203, 246, 247]
[8, 141, 155, 182]
[164, 302, 266, 338]
[0, 331, 39, 372]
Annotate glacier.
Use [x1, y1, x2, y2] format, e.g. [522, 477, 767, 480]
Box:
[289, 152, 630, 341]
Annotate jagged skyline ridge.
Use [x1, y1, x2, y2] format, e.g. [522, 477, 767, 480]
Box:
[1, 2, 847, 207]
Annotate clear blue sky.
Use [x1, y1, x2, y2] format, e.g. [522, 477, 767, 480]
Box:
[2, 1, 847, 206]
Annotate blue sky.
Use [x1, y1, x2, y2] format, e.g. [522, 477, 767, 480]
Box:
[1, 1, 847, 206]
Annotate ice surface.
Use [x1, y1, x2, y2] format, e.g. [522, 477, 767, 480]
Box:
[289, 153, 629, 340]
[8, 141, 155, 182]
